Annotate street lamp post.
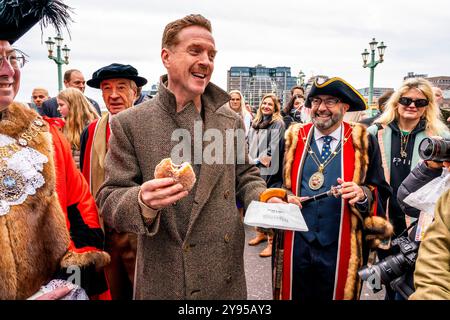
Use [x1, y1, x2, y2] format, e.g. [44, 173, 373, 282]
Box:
[361, 38, 387, 114]
[45, 34, 70, 92]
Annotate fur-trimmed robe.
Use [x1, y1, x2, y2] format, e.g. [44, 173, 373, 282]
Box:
[274, 122, 392, 300]
[0, 103, 110, 299]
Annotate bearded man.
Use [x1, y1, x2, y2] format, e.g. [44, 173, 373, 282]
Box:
[273, 77, 392, 300]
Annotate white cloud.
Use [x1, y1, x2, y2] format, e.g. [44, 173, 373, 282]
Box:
[14, 0, 450, 107]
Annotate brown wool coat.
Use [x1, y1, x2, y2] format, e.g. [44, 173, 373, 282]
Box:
[96, 76, 267, 299]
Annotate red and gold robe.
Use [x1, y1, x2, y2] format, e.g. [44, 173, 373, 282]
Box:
[0, 103, 110, 299]
[274, 121, 392, 300]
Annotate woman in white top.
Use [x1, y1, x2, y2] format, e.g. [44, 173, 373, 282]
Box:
[229, 90, 253, 135]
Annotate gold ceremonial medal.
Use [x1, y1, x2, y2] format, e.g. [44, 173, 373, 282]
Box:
[309, 171, 325, 190]
[0, 168, 26, 202]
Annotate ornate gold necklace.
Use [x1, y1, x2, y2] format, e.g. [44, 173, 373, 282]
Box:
[0, 118, 45, 203]
[301, 126, 353, 191]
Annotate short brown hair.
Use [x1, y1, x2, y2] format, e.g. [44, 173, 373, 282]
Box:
[161, 14, 212, 49]
[64, 69, 81, 82]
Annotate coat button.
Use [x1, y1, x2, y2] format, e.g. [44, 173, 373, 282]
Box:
[190, 290, 200, 297]
[183, 244, 190, 252]
[224, 190, 230, 200]
[226, 275, 232, 283]
[224, 233, 230, 243]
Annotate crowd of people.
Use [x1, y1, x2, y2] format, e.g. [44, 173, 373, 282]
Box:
[1, 0, 449, 301]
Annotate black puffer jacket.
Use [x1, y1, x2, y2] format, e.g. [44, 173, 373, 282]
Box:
[397, 161, 444, 218]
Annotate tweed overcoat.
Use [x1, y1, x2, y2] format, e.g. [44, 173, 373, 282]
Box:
[96, 76, 267, 299]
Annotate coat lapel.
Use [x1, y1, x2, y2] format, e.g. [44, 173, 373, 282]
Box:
[185, 105, 234, 238]
[156, 76, 231, 240]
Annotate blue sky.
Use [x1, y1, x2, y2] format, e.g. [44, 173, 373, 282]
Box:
[14, 0, 450, 106]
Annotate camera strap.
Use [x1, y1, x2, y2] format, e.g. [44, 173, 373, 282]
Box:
[397, 220, 418, 238]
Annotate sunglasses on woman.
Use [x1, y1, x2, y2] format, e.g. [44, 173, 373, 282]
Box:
[398, 97, 429, 108]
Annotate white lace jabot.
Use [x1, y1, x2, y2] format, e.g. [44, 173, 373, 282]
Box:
[0, 133, 48, 216]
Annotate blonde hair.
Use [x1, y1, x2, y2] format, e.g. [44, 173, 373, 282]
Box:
[252, 93, 283, 126]
[57, 88, 100, 149]
[229, 90, 251, 119]
[32, 87, 49, 96]
[375, 78, 449, 136]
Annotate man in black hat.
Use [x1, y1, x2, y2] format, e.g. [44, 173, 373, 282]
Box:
[0, 0, 109, 300]
[79, 63, 147, 300]
[272, 77, 392, 301]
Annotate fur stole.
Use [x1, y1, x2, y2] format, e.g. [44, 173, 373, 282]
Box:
[0, 103, 70, 299]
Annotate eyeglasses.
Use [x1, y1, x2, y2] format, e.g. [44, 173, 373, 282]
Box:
[308, 97, 340, 108]
[0, 49, 27, 69]
[398, 97, 429, 108]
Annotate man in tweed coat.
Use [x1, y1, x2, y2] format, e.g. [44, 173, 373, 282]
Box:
[96, 14, 283, 299]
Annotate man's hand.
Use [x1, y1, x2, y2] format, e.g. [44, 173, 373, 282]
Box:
[140, 178, 188, 210]
[444, 161, 450, 170]
[267, 194, 308, 209]
[425, 160, 445, 170]
[447, 116, 450, 123]
[35, 285, 72, 300]
[267, 196, 285, 204]
[286, 195, 308, 208]
[260, 155, 272, 168]
[337, 177, 366, 205]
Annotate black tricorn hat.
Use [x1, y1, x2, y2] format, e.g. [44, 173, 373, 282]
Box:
[305, 77, 367, 112]
[87, 63, 148, 88]
[0, 0, 72, 44]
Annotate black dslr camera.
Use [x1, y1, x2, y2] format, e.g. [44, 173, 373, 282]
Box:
[358, 236, 419, 299]
[419, 137, 450, 162]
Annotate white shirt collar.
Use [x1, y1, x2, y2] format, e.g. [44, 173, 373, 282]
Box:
[314, 124, 342, 142]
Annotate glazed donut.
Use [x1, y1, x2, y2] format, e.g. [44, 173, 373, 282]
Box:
[154, 158, 196, 191]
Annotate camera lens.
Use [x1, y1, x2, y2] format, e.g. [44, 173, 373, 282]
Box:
[419, 138, 434, 159]
[358, 265, 377, 281]
[377, 254, 407, 284]
[358, 254, 408, 286]
[419, 137, 450, 162]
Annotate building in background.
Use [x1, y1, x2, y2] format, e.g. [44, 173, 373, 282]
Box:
[425, 76, 450, 90]
[404, 73, 450, 106]
[141, 83, 159, 98]
[426, 76, 450, 108]
[404, 71, 428, 81]
[357, 87, 394, 103]
[227, 65, 297, 108]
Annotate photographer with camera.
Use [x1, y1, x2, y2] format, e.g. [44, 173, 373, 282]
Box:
[397, 137, 450, 299]
[358, 139, 450, 300]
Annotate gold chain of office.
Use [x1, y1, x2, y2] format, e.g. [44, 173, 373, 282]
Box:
[0, 118, 45, 160]
[0, 118, 45, 202]
[300, 125, 353, 190]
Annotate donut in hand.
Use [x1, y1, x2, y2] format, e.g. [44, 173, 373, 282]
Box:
[154, 158, 196, 191]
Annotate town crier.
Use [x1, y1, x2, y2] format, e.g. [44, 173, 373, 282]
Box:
[273, 77, 392, 300]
